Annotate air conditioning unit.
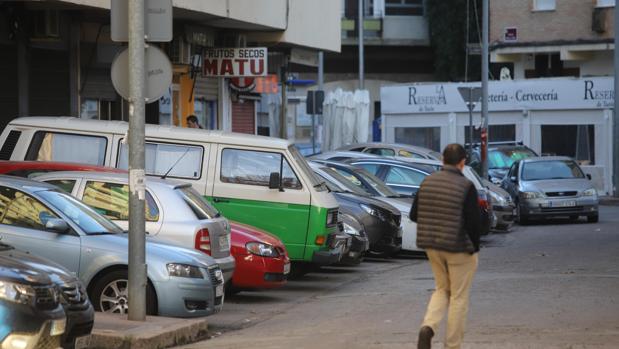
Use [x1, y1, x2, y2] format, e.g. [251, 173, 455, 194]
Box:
[170, 39, 192, 65]
[32, 10, 60, 38]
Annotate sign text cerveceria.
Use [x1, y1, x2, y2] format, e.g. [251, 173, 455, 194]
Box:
[203, 48, 267, 77]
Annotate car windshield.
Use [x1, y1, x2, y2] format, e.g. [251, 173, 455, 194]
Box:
[290, 145, 326, 191]
[521, 160, 585, 181]
[176, 186, 220, 220]
[338, 167, 399, 198]
[319, 167, 370, 196]
[489, 148, 536, 169]
[37, 190, 124, 235]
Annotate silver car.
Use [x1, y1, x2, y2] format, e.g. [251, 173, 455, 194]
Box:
[501, 156, 599, 224]
[0, 175, 224, 317]
[33, 171, 235, 282]
[483, 179, 516, 231]
[336, 142, 442, 160]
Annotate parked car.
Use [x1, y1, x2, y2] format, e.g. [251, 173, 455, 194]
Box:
[33, 171, 235, 282]
[310, 160, 422, 252]
[468, 143, 538, 183]
[501, 157, 599, 224]
[338, 212, 370, 264]
[310, 162, 402, 257]
[0, 175, 225, 317]
[0, 160, 123, 178]
[309, 151, 383, 162]
[0, 242, 94, 349]
[0, 117, 343, 268]
[310, 151, 440, 173]
[228, 222, 290, 292]
[0, 242, 67, 349]
[336, 143, 442, 160]
[483, 179, 516, 232]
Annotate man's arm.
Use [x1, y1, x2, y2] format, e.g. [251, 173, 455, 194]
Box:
[409, 193, 419, 223]
[463, 184, 481, 252]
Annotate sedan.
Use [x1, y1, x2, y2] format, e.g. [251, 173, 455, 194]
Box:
[33, 171, 235, 282]
[501, 156, 599, 224]
[0, 175, 224, 317]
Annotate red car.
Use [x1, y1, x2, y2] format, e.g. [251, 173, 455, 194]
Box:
[0, 160, 123, 177]
[229, 221, 290, 291]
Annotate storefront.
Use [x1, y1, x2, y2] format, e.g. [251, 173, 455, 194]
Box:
[381, 77, 614, 195]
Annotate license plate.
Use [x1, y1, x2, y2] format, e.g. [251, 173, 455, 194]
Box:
[75, 335, 91, 349]
[219, 235, 230, 251]
[550, 200, 576, 208]
[50, 318, 66, 336]
[283, 262, 291, 275]
[216, 284, 224, 297]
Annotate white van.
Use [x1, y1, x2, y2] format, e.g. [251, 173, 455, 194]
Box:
[0, 117, 343, 266]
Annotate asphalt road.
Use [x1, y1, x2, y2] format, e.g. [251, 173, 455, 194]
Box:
[178, 206, 619, 349]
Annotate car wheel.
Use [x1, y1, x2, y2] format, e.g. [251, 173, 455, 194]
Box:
[516, 203, 529, 225]
[569, 215, 579, 222]
[90, 270, 157, 315]
[587, 214, 599, 223]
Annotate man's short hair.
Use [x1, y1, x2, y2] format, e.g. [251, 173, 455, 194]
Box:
[186, 115, 198, 123]
[442, 143, 467, 165]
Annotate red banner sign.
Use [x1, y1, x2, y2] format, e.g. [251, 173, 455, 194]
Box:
[202, 48, 267, 77]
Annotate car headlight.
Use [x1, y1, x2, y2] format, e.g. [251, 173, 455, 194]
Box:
[342, 222, 360, 236]
[360, 204, 385, 221]
[246, 242, 280, 257]
[582, 188, 597, 196]
[167, 263, 204, 278]
[0, 281, 36, 305]
[521, 191, 543, 199]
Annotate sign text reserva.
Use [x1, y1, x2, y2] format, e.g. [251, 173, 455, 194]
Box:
[203, 48, 267, 77]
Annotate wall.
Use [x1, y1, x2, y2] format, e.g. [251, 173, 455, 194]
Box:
[382, 16, 429, 44]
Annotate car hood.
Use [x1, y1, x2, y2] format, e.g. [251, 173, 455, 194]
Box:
[0, 248, 79, 286]
[230, 221, 285, 249]
[334, 192, 400, 215]
[488, 168, 508, 181]
[374, 197, 411, 213]
[522, 178, 593, 193]
[81, 233, 217, 269]
[0, 248, 55, 286]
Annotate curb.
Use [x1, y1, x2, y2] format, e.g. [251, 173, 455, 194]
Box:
[88, 313, 209, 349]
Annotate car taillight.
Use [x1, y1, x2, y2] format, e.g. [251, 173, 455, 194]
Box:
[195, 228, 211, 255]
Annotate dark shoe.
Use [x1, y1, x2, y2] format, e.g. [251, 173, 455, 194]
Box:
[417, 326, 434, 349]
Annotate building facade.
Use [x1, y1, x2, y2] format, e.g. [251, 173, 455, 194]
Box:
[0, 0, 340, 135]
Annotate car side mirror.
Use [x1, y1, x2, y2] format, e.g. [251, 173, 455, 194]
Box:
[510, 176, 517, 183]
[268, 172, 282, 191]
[586, 174, 592, 180]
[45, 218, 69, 233]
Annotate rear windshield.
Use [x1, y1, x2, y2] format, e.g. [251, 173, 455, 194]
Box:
[489, 148, 536, 170]
[176, 186, 220, 220]
[521, 160, 584, 181]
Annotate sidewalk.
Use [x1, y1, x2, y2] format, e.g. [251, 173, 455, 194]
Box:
[600, 196, 619, 206]
[88, 313, 209, 349]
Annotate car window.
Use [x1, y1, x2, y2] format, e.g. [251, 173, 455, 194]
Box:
[319, 167, 369, 196]
[176, 186, 220, 220]
[398, 150, 424, 159]
[26, 132, 107, 166]
[488, 148, 537, 170]
[0, 186, 59, 231]
[507, 163, 517, 178]
[521, 160, 584, 181]
[385, 166, 427, 186]
[82, 181, 160, 221]
[220, 148, 301, 189]
[354, 163, 381, 175]
[44, 179, 76, 193]
[118, 141, 203, 179]
[365, 148, 396, 156]
[349, 147, 366, 152]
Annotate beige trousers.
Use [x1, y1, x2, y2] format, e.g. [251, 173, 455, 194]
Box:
[421, 249, 478, 349]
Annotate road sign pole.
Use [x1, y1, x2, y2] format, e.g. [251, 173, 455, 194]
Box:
[614, 5, 619, 197]
[468, 89, 474, 158]
[127, 0, 147, 321]
[481, 0, 489, 179]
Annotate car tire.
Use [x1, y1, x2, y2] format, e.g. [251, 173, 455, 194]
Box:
[516, 204, 529, 225]
[569, 215, 579, 222]
[587, 214, 599, 223]
[90, 270, 157, 315]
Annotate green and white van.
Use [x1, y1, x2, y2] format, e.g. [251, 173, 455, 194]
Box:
[0, 117, 342, 265]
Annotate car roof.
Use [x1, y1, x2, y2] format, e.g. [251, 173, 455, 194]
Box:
[0, 174, 58, 192]
[346, 157, 435, 172]
[521, 156, 573, 163]
[8, 117, 292, 150]
[32, 171, 191, 189]
[310, 159, 359, 170]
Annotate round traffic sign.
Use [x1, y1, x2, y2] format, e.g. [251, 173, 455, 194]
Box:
[111, 45, 173, 103]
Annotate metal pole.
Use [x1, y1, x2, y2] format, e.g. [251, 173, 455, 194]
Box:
[318, 51, 324, 90]
[468, 90, 473, 158]
[358, 0, 364, 90]
[614, 6, 619, 197]
[481, 0, 489, 179]
[280, 57, 288, 139]
[127, 0, 147, 321]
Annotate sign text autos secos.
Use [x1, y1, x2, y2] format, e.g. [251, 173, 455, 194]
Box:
[203, 48, 267, 77]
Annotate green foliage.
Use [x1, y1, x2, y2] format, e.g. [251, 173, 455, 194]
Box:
[426, 0, 480, 82]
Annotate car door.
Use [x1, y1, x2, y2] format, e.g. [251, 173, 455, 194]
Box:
[382, 165, 429, 197]
[0, 186, 81, 273]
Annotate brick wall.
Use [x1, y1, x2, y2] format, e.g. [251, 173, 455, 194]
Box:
[490, 0, 615, 45]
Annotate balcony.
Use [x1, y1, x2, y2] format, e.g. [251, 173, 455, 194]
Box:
[341, 15, 429, 46]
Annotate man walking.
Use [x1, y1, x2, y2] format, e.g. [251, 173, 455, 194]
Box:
[410, 143, 482, 349]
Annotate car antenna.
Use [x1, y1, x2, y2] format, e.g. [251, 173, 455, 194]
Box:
[161, 148, 191, 179]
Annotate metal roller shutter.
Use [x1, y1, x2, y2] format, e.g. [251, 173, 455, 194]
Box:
[194, 76, 218, 100]
[231, 100, 255, 134]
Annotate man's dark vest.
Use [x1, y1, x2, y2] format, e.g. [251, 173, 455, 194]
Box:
[416, 166, 475, 253]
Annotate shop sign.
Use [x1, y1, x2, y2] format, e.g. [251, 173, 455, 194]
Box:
[381, 77, 614, 114]
[203, 48, 267, 77]
[229, 77, 256, 92]
[504, 27, 517, 42]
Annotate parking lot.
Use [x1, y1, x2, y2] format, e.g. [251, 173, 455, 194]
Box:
[179, 206, 619, 349]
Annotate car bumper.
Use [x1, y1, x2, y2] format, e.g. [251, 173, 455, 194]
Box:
[340, 234, 370, 264]
[1, 303, 65, 349]
[312, 246, 344, 265]
[493, 205, 516, 227]
[521, 197, 599, 218]
[62, 303, 95, 348]
[231, 253, 290, 290]
[153, 277, 223, 318]
[214, 255, 236, 283]
[367, 224, 402, 254]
